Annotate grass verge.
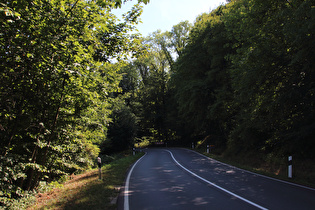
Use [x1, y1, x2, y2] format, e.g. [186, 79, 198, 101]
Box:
[27, 152, 144, 210]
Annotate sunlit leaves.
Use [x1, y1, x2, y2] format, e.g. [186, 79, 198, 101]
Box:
[0, 0, 145, 204]
[112, 0, 150, 8]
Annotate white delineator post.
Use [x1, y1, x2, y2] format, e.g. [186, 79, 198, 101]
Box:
[97, 157, 102, 180]
[288, 156, 292, 178]
[207, 145, 209, 153]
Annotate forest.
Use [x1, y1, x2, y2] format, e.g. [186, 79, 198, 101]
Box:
[1, 0, 314, 207]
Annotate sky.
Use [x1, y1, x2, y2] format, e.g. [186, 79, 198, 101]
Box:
[113, 0, 227, 37]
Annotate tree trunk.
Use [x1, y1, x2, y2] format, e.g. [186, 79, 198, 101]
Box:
[29, 76, 66, 190]
[24, 142, 39, 191]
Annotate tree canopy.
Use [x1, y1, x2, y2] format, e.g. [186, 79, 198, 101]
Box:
[0, 0, 148, 206]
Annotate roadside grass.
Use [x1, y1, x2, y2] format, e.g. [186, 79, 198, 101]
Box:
[27, 152, 144, 210]
[194, 148, 315, 189]
[25, 147, 314, 210]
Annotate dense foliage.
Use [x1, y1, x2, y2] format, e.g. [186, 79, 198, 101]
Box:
[118, 22, 192, 144]
[0, 0, 148, 207]
[171, 0, 315, 159]
[122, 0, 314, 162]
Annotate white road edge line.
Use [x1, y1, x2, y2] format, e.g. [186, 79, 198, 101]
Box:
[188, 149, 315, 192]
[124, 153, 147, 210]
[165, 150, 268, 210]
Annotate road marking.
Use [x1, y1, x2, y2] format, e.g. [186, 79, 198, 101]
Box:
[165, 150, 268, 210]
[188, 149, 315, 192]
[124, 153, 147, 210]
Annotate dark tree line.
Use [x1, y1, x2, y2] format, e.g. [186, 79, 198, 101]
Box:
[118, 0, 314, 165]
[170, 0, 314, 159]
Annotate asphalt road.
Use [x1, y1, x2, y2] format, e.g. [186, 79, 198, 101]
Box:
[118, 148, 315, 210]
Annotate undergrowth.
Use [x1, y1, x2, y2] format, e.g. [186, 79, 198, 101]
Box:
[26, 152, 144, 210]
[1, 151, 143, 210]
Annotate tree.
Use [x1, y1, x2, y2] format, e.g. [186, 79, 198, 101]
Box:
[101, 98, 137, 154]
[134, 50, 169, 142]
[168, 21, 192, 58]
[223, 0, 315, 158]
[121, 29, 181, 143]
[171, 6, 233, 147]
[0, 0, 148, 205]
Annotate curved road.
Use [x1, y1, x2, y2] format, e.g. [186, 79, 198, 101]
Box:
[118, 148, 315, 210]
